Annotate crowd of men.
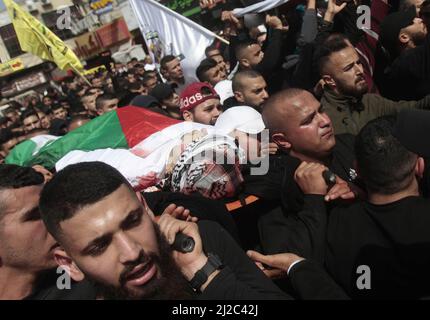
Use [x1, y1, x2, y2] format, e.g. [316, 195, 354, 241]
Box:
[1, 0, 430, 300]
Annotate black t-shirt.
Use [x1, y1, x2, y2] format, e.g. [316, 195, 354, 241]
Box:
[326, 196, 430, 299]
[26, 271, 96, 300]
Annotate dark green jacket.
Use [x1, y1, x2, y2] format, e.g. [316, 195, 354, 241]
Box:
[321, 89, 430, 135]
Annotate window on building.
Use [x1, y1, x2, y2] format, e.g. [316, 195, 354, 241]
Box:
[0, 24, 24, 58]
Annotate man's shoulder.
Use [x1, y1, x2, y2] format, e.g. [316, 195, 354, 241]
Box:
[334, 133, 355, 148]
[330, 200, 366, 222]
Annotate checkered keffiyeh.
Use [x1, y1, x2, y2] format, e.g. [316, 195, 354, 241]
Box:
[170, 135, 244, 199]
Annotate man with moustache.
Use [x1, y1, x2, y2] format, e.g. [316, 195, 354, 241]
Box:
[380, 7, 430, 100]
[39, 161, 290, 299]
[318, 35, 430, 135]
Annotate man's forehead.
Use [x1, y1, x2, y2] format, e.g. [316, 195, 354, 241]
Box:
[329, 47, 358, 68]
[24, 115, 39, 122]
[248, 44, 261, 52]
[287, 95, 319, 118]
[0, 185, 42, 216]
[248, 77, 266, 88]
[212, 54, 223, 61]
[197, 98, 220, 109]
[167, 59, 180, 67]
[59, 185, 141, 243]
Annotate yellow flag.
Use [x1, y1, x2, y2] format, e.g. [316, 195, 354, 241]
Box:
[4, 0, 84, 73]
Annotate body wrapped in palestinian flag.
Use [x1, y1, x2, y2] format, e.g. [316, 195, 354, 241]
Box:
[6, 106, 244, 199]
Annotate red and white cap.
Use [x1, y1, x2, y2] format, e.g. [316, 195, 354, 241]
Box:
[179, 82, 219, 113]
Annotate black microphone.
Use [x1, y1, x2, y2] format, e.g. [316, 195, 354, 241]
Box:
[322, 169, 337, 186]
[172, 232, 195, 253]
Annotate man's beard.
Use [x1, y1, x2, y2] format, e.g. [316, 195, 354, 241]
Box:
[410, 31, 427, 47]
[89, 223, 195, 300]
[337, 76, 368, 98]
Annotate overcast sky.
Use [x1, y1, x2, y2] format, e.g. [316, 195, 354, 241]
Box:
[0, 0, 5, 12]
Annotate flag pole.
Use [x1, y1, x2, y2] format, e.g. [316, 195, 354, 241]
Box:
[213, 33, 230, 45]
[70, 64, 91, 86]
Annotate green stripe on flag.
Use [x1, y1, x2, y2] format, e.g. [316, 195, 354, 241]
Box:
[30, 111, 128, 169]
[182, 6, 201, 17]
[5, 139, 37, 166]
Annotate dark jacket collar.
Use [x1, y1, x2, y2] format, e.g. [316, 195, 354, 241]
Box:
[322, 88, 365, 112]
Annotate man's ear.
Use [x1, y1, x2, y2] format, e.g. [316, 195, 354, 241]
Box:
[136, 191, 155, 220]
[54, 247, 85, 282]
[160, 68, 167, 78]
[182, 110, 193, 122]
[272, 133, 291, 150]
[234, 91, 245, 103]
[415, 157, 425, 179]
[239, 58, 250, 68]
[399, 30, 411, 46]
[322, 74, 336, 89]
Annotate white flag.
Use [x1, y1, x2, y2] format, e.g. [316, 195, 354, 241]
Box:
[233, 0, 290, 17]
[129, 0, 215, 82]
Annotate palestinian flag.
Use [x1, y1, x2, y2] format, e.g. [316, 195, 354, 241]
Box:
[5, 135, 59, 166]
[5, 106, 181, 169]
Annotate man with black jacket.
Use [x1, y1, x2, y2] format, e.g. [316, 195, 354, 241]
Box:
[227, 13, 285, 93]
[249, 88, 358, 255]
[318, 34, 430, 135]
[39, 161, 289, 299]
[39, 161, 350, 300]
[287, 115, 430, 299]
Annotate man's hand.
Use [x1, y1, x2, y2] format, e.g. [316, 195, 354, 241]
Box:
[157, 214, 207, 281]
[261, 142, 279, 156]
[265, 14, 283, 30]
[324, 176, 357, 202]
[268, 142, 279, 155]
[199, 0, 215, 9]
[294, 161, 329, 195]
[221, 10, 240, 25]
[324, 0, 347, 22]
[159, 203, 198, 223]
[307, 0, 316, 10]
[247, 250, 305, 279]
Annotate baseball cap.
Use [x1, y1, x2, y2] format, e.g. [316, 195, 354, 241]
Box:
[179, 82, 219, 113]
[215, 106, 265, 134]
[149, 83, 175, 102]
[380, 6, 417, 56]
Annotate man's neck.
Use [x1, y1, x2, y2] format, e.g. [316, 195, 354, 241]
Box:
[368, 179, 420, 205]
[289, 150, 332, 166]
[0, 267, 37, 299]
[170, 77, 185, 85]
